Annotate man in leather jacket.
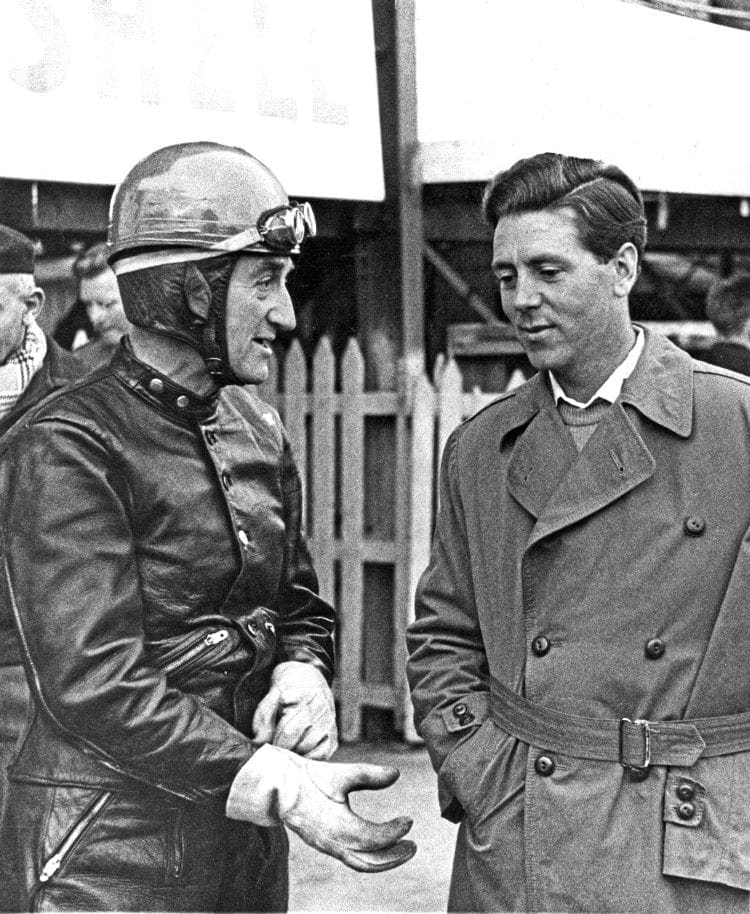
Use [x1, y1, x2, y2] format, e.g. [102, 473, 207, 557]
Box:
[0, 142, 415, 911]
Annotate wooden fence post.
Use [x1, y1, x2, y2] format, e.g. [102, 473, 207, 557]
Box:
[399, 371, 436, 742]
[339, 339, 366, 741]
[436, 355, 464, 467]
[282, 340, 308, 482]
[310, 338, 336, 606]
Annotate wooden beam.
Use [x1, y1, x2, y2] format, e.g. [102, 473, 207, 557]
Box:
[395, 0, 425, 375]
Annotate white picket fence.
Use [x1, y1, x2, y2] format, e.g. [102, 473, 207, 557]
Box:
[259, 336, 518, 741]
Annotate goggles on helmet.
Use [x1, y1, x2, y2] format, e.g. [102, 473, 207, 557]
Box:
[259, 201, 317, 251]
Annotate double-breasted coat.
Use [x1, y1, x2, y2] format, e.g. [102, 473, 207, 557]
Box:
[407, 328, 750, 912]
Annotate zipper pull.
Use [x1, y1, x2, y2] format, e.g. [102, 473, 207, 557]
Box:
[204, 630, 228, 646]
[39, 853, 63, 883]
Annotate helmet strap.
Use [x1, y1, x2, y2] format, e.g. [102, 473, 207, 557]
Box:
[183, 259, 241, 386]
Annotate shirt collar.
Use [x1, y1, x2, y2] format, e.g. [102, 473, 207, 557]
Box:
[549, 326, 644, 408]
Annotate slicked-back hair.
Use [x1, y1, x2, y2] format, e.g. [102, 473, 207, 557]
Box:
[482, 152, 647, 267]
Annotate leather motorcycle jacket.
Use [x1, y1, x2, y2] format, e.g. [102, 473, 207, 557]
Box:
[0, 338, 335, 803]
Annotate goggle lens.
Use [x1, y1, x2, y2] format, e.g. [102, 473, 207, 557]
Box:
[258, 202, 316, 251]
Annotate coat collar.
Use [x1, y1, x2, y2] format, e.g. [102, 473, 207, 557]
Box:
[503, 326, 694, 537]
[619, 325, 693, 438]
[497, 323, 694, 444]
[111, 338, 219, 423]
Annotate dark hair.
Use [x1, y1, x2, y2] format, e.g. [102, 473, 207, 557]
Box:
[482, 152, 647, 266]
[706, 272, 750, 337]
[72, 242, 111, 280]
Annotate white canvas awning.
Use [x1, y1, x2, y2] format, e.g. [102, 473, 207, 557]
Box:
[416, 0, 750, 196]
[0, 0, 384, 200]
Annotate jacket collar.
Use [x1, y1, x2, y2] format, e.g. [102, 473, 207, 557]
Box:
[111, 338, 219, 422]
[498, 323, 694, 442]
[619, 325, 693, 438]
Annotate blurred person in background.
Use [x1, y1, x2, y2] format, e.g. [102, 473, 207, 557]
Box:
[0, 142, 414, 912]
[71, 241, 133, 370]
[0, 223, 84, 818]
[700, 272, 750, 375]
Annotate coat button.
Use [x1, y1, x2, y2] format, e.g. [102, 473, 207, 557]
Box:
[221, 470, 233, 490]
[453, 703, 467, 718]
[458, 712, 475, 726]
[534, 755, 555, 777]
[148, 378, 164, 393]
[645, 638, 666, 660]
[676, 783, 696, 801]
[531, 636, 551, 657]
[684, 516, 706, 537]
[677, 801, 696, 820]
[176, 395, 190, 409]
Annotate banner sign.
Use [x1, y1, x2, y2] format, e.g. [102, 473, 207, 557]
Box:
[416, 0, 750, 196]
[0, 0, 384, 200]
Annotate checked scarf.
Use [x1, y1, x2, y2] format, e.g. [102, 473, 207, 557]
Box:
[0, 316, 47, 420]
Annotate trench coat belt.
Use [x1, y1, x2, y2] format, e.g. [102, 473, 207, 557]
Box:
[489, 675, 750, 769]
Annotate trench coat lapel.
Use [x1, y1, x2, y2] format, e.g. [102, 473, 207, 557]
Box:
[527, 402, 656, 547]
[506, 327, 694, 548]
[506, 399, 579, 520]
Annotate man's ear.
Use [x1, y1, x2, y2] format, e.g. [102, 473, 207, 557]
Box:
[183, 263, 211, 326]
[22, 286, 45, 324]
[612, 242, 639, 298]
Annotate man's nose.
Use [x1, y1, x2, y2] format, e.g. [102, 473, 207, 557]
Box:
[513, 275, 542, 309]
[269, 290, 296, 333]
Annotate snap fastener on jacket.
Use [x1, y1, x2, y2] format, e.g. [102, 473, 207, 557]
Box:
[676, 783, 696, 801]
[677, 801, 696, 820]
[176, 395, 190, 409]
[684, 516, 706, 537]
[534, 755, 555, 777]
[148, 378, 164, 393]
[531, 635, 551, 657]
[453, 703, 467, 718]
[645, 638, 666, 660]
[457, 712, 475, 726]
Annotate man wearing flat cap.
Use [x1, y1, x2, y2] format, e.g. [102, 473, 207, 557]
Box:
[0, 223, 83, 816]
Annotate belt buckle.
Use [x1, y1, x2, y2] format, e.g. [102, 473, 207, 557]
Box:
[620, 717, 651, 780]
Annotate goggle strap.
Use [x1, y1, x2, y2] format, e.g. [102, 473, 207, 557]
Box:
[211, 227, 264, 253]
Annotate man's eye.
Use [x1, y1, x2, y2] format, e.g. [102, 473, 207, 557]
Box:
[496, 274, 515, 288]
[539, 267, 561, 280]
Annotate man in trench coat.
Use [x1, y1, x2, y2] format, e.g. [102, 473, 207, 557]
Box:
[407, 151, 750, 913]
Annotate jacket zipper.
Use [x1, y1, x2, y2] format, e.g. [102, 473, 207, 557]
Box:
[160, 629, 230, 679]
[38, 791, 113, 884]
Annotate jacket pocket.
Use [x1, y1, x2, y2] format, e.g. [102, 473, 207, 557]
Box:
[37, 789, 113, 887]
[438, 717, 517, 826]
[156, 627, 234, 685]
[663, 753, 750, 890]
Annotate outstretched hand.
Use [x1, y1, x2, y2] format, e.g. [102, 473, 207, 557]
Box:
[226, 744, 416, 872]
